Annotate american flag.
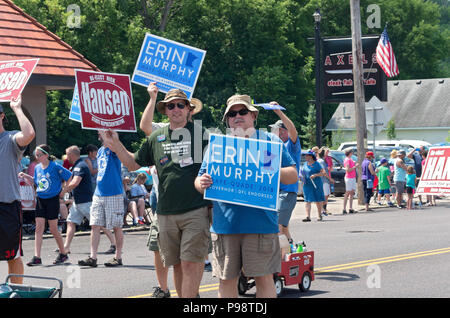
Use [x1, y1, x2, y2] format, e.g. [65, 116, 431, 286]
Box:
[376, 28, 399, 78]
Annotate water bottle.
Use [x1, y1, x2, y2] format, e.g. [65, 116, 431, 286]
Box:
[301, 241, 307, 252]
[290, 244, 296, 254]
[296, 243, 303, 253]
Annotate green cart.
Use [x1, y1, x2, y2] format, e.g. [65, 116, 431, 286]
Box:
[0, 274, 63, 298]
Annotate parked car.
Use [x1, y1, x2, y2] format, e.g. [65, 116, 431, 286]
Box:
[345, 146, 415, 168]
[337, 140, 431, 151]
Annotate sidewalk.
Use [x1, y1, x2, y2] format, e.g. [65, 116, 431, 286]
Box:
[291, 194, 450, 221]
[22, 223, 150, 241]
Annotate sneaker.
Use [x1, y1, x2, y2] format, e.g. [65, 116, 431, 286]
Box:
[349, 209, 357, 214]
[204, 262, 212, 272]
[27, 256, 42, 267]
[151, 286, 171, 298]
[342, 210, 347, 214]
[78, 257, 97, 267]
[302, 217, 311, 222]
[54, 248, 70, 254]
[53, 253, 68, 265]
[104, 257, 123, 267]
[105, 245, 116, 254]
[317, 217, 323, 222]
[138, 219, 146, 226]
[322, 211, 328, 216]
[388, 202, 395, 207]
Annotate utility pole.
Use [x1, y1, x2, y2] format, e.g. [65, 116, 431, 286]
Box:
[313, 9, 322, 148]
[350, 0, 367, 205]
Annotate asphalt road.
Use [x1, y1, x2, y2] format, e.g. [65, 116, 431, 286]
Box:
[1, 197, 450, 299]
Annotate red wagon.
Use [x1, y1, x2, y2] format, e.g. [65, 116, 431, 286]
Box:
[238, 250, 315, 297]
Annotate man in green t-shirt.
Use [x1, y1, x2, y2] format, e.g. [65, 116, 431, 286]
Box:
[376, 158, 394, 207]
[100, 88, 210, 298]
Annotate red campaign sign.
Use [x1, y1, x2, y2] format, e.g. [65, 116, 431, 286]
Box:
[0, 58, 39, 102]
[416, 146, 450, 196]
[19, 179, 37, 211]
[75, 69, 136, 132]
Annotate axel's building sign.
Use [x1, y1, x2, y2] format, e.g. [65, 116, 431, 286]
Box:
[322, 36, 387, 103]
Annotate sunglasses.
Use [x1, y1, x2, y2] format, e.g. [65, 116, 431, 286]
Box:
[166, 102, 187, 110]
[227, 108, 250, 117]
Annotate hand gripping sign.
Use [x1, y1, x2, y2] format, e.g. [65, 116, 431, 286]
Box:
[0, 59, 39, 102]
[75, 70, 136, 132]
[132, 33, 206, 99]
[416, 146, 450, 196]
[204, 134, 283, 211]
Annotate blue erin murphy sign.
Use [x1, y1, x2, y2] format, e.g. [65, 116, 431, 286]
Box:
[204, 134, 283, 211]
[131, 33, 206, 99]
[69, 83, 81, 122]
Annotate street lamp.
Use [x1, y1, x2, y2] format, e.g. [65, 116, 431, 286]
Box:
[313, 9, 322, 147]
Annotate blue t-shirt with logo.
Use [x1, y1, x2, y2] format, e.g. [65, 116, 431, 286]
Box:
[94, 146, 124, 197]
[280, 136, 301, 193]
[72, 158, 93, 204]
[34, 161, 72, 199]
[198, 131, 295, 234]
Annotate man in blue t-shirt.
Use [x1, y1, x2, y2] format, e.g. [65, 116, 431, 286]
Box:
[78, 133, 125, 268]
[60, 146, 116, 255]
[269, 104, 301, 244]
[195, 94, 298, 298]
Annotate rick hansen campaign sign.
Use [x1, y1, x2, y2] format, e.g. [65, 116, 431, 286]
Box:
[416, 146, 450, 196]
[75, 70, 136, 132]
[132, 33, 206, 99]
[0, 59, 39, 102]
[204, 134, 283, 211]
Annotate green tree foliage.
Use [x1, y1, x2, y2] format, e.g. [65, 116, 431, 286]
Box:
[386, 118, 396, 140]
[300, 103, 316, 149]
[11, 0, 449, 156]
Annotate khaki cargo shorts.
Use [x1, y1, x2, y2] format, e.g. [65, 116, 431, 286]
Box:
[146, 215, 160, 252]
[211, 233, 281, 280]
[157, 206, 210, 267]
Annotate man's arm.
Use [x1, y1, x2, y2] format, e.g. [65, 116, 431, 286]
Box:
[84, 158, 98, 175]
[270, 102, 299, 143]
[60, 175, 81, 198]
[10, 95, 35, 147]
[139, 82, 158, 137]
[396, 159, 408, 170]
[99, 130, 141, 172]
[406, 149, 415, 160]
[280, 165, 298, 185]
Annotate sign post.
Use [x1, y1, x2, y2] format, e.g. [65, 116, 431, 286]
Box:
[365, 96, 392, 158]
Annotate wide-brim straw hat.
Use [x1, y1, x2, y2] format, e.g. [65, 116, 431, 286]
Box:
[222, 94, 259, 122]
[156, 89, 203, 115]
